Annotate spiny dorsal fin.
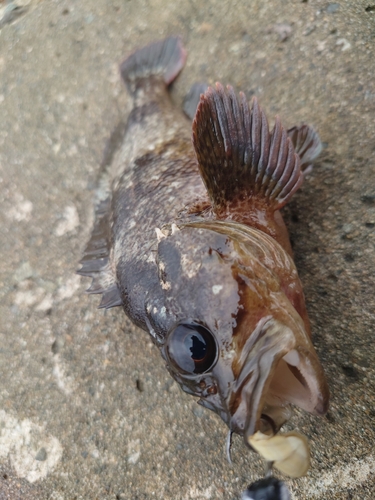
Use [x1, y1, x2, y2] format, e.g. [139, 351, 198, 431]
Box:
[192, 83, 303, 213]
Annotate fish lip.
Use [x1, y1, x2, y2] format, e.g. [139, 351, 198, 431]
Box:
[230, 319, 330, 444]
[229, 318, 296, 441]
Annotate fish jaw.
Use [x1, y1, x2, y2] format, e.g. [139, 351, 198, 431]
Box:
[154, 224, 328, 443]
[227, 317, 329, 443]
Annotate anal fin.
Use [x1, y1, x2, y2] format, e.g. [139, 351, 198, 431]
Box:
[98, 284, 122, 309]
[192, 84, 304, 214]
[77, 199, 122, 310]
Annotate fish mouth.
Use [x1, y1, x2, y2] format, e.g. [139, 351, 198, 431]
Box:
[229, 317, 329, 443]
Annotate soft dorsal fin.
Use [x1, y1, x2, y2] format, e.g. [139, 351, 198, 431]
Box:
[192, 83, 303, 213]
[183, 82, 209, 120]
[287, 124, 322, 174]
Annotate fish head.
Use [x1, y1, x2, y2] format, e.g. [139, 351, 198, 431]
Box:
[151, 223, 329, 444]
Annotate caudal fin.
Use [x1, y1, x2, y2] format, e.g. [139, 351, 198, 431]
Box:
[192, 83, 303, 213]
[120, 36, 187, 93]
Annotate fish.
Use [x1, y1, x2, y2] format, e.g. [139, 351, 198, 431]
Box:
[78, 36, 329, 476]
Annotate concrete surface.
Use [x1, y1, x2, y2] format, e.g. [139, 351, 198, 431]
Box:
[1, 0, 375, 498]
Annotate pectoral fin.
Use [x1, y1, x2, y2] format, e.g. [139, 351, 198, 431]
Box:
[192, 83, 303, 213]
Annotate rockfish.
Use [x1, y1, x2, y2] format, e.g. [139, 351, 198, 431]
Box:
[78, 37, 329, 478]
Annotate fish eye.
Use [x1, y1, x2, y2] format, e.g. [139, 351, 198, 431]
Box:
[165, 322, 218, 375]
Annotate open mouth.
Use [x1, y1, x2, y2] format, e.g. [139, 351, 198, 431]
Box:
[229, 317, 329, 442]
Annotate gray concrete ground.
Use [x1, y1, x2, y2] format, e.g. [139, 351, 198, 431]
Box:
[1, 0, 375, 498]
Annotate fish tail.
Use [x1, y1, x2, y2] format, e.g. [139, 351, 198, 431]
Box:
[120, 36, 187, 94]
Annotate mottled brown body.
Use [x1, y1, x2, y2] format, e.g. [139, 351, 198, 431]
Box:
[79, 37, 329, 455]
[110, 83, 206, 330]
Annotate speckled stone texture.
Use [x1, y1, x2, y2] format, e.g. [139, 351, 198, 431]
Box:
[0, 1, 374, 499]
